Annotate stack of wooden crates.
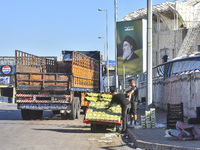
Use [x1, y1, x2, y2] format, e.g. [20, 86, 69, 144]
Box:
[167, 102, 184, 129]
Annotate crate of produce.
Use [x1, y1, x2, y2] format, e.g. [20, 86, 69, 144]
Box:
[83, 93, 122, 132]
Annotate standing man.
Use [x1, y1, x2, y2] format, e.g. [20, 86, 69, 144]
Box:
[125, 79, 138, 125]
[105, 90, 131, 133]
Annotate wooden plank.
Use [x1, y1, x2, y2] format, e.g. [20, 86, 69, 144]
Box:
[16, 72, 70, 90]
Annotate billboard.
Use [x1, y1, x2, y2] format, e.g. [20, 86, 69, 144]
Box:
[117, 19, 146, 75]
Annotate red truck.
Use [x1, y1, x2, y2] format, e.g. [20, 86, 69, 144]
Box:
[15, 50, 100, 120]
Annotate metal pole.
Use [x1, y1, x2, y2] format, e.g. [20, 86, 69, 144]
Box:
[123, 65, 125, 92]
[114, 0, 118, 92]
[106, 10, 109, 92]
[176, 12, 178, 30]
[146, 0, 152, 110]
[98, 8, 109, 92]
[104, 38, 106, 61]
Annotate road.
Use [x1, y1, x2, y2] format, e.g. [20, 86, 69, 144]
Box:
[0, 103, 135, 150]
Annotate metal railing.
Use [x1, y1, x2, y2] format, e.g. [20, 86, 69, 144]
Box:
[0, 57, 15, 65]
[139, 56, 200, 82]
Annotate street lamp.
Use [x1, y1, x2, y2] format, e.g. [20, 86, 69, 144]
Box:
[146, 0, 153, 110]
[98, 8, 109, 92]
[98, 37, 106, 61]
[114, 0, 118, 92]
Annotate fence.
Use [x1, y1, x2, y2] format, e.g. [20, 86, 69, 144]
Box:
[139, 56, 200, 82]
[0, 57, 15, 65]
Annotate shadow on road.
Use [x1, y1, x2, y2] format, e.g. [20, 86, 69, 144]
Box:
[33, 128, 92, 133]
[0, 109, 55, 120]
[100, 145, 132, 150]
[33, 124, 119, 134]
[0, 109, 22, 120]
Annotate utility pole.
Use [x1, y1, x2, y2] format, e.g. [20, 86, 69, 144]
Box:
[98, 8, 109, 92]
[106, 10, 109, 92]
[114, 0, 118, 92]
[146, 0, 152, 110]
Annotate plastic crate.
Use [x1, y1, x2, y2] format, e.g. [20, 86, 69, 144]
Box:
[167, 102, 184, 129]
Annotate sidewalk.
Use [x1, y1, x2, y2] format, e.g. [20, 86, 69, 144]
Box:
[127, 104, 200, 150]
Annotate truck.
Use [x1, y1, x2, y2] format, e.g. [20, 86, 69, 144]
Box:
[15, 50, 100, 120]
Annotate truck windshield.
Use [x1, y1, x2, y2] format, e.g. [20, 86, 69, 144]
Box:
[63, 53, 72, 61]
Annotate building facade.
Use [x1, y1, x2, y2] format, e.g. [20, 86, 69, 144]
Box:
[122, 0, 200, 67]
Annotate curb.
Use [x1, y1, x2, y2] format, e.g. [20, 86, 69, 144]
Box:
[127, 129, 200, 150]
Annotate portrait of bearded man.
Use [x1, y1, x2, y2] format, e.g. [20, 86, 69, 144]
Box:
[123, 35, 138, 63]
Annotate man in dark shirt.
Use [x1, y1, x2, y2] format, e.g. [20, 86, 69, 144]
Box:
[105, 91, 131, 133]
[125, 79, 138, 125]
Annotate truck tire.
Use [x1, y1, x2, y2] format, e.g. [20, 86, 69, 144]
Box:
[28, 110, 43, 120]
[70, 98, 77, 120]
[29, 110, 38, 120]
[76, 100, 80, 119]
[36, 110, 43, 119]
[21, 109, 31, 120]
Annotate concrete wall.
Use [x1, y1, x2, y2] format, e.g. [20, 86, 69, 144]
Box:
[153, 28, 200, 67]
[153, 30, 184, 66]
[138, 72, 200, 118]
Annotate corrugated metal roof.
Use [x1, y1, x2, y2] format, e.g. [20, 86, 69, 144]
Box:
[122, 2, 175, 21]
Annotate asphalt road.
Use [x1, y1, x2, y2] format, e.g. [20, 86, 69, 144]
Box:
[0, 103, 135, 150]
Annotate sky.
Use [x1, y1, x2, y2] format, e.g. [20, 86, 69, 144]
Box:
[0, 0, 171, 60]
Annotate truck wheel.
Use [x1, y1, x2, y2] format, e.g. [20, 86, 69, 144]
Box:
[36, 110, 43, 119]
[28, 110, 43, 120]
[21, 109, 31, 120]
[70, 100, 76, 120]
[76, 98, 80, 119]
[29, 110, 38, 120]
[76, 102, 80, 119]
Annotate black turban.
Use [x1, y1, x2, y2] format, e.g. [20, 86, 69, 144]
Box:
[123, 35, 137, 50]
